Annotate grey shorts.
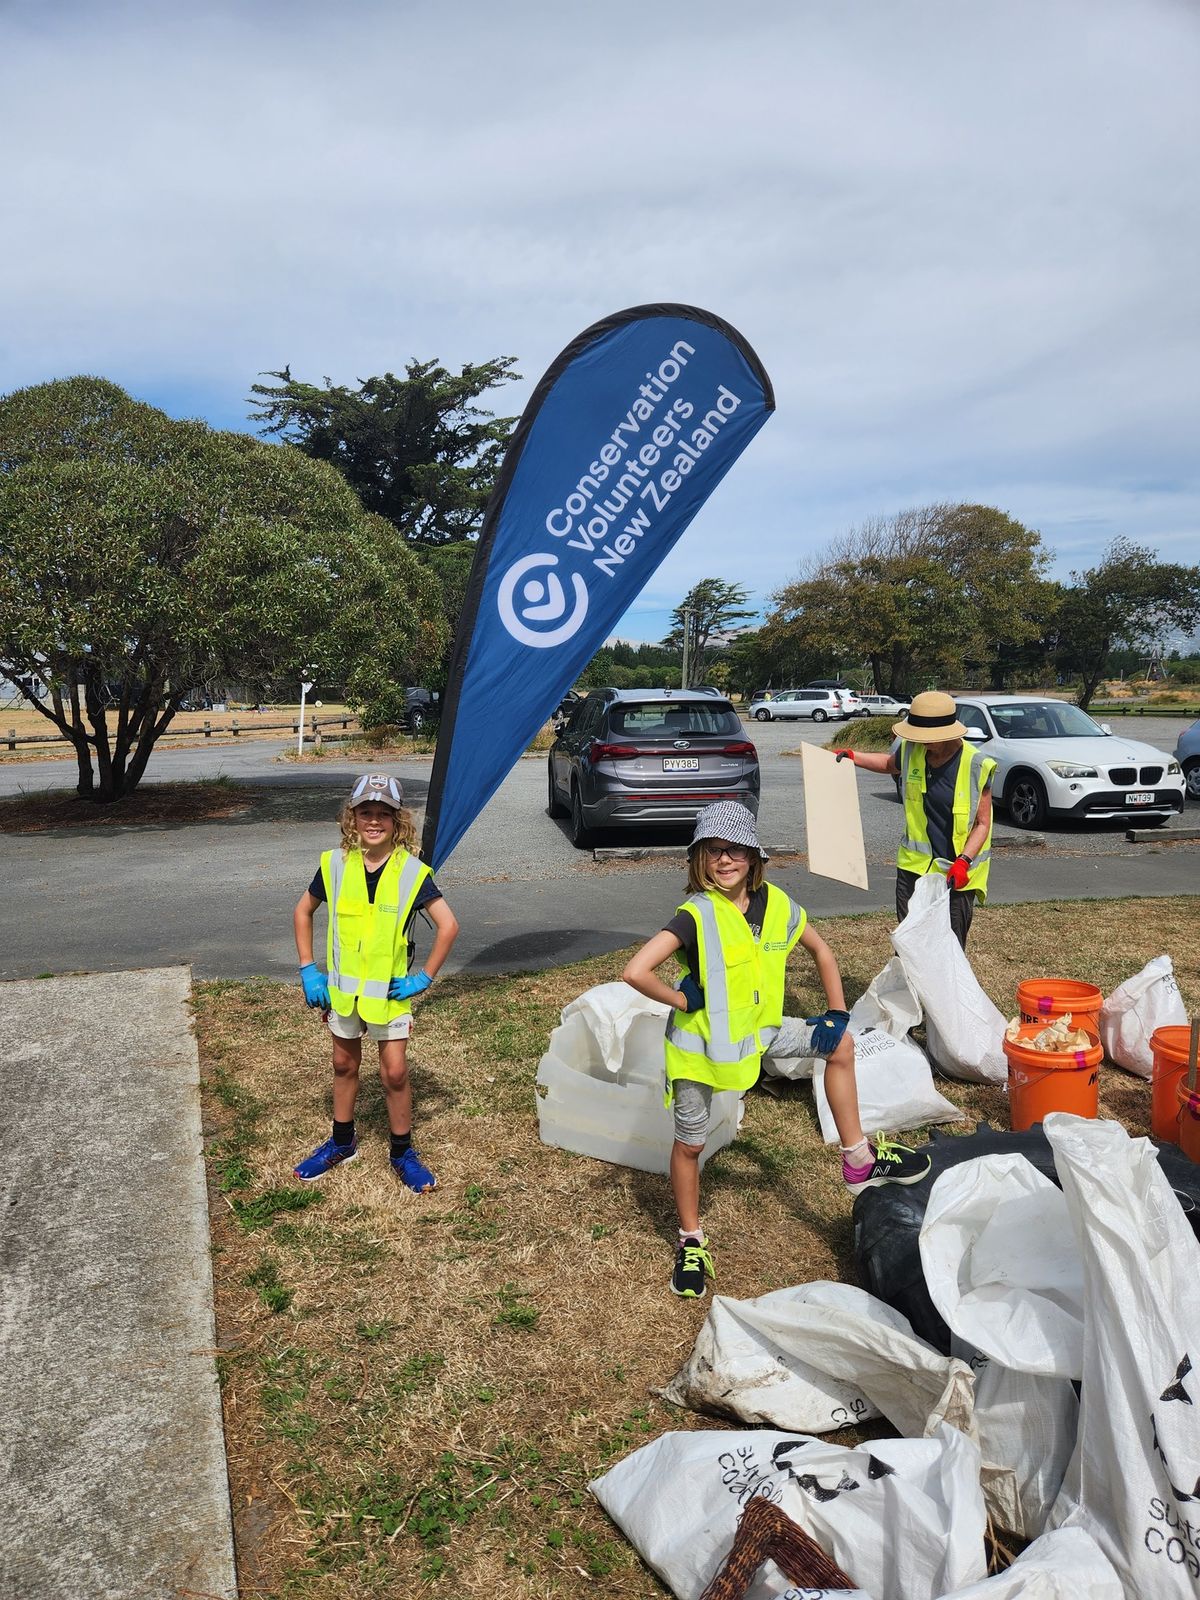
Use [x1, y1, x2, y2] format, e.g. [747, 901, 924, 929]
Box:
[670, 1016, 830, 1145]
[327, 1003, 413, 1043]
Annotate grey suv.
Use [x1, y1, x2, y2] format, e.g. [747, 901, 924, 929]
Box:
[547, 688, 760, 848]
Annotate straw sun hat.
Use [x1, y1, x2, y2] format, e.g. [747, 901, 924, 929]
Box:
[892, 690, 968, 744]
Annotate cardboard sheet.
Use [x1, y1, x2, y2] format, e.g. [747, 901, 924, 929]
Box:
[801, 742, 869, 890]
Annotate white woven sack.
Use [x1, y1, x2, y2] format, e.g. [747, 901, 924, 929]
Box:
[850, 954, 923, 1039]
[1046, 1114, 1200, 1595]
[1099, 954, 1186, 1079]
[891, 875, 1007, 1082]
[814, 1029, 963, 1144]
[590, 1423, 988, 1600]
[662, 1280, 973, 1438]
[933, 1526, 1121, 1598]
[919, 1156, 1084, 1379]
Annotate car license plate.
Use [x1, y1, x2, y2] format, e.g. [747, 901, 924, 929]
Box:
[662, 757, 699, 772]
[1125, 790, 1154, 804]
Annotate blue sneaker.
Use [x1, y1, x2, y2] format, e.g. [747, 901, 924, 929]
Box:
[391, 1146, 436, 1193]
[294, 1135, 359, 1182]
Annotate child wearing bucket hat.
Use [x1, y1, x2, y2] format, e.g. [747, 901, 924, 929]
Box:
[291, 773, 459, 1192]
[834, 690, 996, 950]
[622, 800, 931, 1299]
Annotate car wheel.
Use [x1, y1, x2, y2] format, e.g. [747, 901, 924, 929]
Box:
[569, 785, 595, 850]
[755, 708, 772, 721]
[407, 706, 426, 735]
[546, 759, 567, 818]
[812, 708, 828, 723]
[1006, 771, 1048, 829]
[1185, 759, 1200, 802]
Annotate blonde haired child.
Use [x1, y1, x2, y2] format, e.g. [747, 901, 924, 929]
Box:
[623, 801, 929, 1298]
[293, 773, 458, 1191]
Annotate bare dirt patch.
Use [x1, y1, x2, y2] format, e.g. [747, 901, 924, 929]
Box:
[0, 779, 257, 832]
[196, 897, 1199, 1597]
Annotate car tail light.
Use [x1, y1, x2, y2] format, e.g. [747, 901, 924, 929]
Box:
[590, 740, 639, 761]
[722, 741, 757, 757]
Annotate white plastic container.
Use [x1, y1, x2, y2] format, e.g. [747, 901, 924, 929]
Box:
[535, 983, 740, 1175]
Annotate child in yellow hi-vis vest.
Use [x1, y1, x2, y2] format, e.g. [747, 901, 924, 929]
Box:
[623, 801, 930, 1298]
[292, 774, 459, 1192]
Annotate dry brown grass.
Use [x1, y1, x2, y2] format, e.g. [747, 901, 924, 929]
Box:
[196, 896, 1200, 1598]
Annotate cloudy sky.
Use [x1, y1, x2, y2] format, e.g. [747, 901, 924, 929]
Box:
[3, 0, 1197, 641]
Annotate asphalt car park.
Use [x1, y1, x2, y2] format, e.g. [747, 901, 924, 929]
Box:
[0, 714, 1195, 985]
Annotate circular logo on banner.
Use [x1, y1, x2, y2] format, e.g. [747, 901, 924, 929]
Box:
[497, 553, 589, 648]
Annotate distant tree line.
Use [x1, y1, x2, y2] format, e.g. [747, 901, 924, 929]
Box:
[587, 507, 1200, 710]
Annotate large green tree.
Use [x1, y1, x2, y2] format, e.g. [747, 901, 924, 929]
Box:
[768, 504, 1051, 694]
[1054, 538, 1200, 707]
[248, 358, 519, 545]
[0, 377, 445, 800]
[662, 578, 757, 684]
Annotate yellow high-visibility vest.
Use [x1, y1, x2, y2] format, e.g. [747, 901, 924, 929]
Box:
[320, 848, 430, 1024]
[897, 741, 996, 900]
[663, 883, 807, 1097]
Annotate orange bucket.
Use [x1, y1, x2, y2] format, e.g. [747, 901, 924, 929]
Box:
[1003, 1022, 1103, 1132]
[1177, 1081, 1200, 1165]
[1150, 1026, 1195, 1143]
[1017, 978, 1103, 1035]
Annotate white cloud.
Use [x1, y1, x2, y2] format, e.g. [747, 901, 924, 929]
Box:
[3, 0, 1197, 629]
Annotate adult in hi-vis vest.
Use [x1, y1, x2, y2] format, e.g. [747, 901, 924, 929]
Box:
[292, 774, 460, 1192]
[836, 690, 996, 950]
[623, 802, 930, 1300]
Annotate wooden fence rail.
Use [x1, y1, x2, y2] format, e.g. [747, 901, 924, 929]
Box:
[3, 714, 361, 753]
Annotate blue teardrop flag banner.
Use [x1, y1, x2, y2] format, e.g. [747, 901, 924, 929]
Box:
[421, 303, 775, 870]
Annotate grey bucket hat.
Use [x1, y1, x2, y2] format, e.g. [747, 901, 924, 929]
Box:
[689, 801, 768, 862]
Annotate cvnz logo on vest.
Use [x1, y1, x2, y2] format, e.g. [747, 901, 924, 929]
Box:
[497, 552, 589, 648]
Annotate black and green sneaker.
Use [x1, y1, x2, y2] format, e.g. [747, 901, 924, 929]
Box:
[670, 1236, 715, 1299]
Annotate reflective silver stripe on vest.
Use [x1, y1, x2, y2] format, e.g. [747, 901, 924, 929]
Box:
[327, 850, 345, 978]
[664, 1017, 759, 1063]
[329, 973, 391, 999]
[393, 853, 427, 926]
[784, 900, 804, 944]
[899, 745, 934, 856]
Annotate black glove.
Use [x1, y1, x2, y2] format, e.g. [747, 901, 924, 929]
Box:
[677, 975, 705, 1013]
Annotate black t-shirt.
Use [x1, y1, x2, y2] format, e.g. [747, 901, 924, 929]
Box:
[308, 855, 443, 934]
[663, 885, 770, 976]
[922, 749, 961, 862]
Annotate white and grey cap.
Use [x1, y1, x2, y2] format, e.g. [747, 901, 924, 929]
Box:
[349, 773, 404, 811]
[689, 800, 768, 862]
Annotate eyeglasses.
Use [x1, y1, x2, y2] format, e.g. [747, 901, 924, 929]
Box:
[703, 841, 750, 862]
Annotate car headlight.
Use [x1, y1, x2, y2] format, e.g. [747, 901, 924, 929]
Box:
[1046, 761, 1099, 779]
[1168, 761, 1181, 776]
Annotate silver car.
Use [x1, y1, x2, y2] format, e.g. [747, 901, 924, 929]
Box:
[547, 688, 760, 848]
[858, 693, 911, 718]
[746, 688, 848, 723]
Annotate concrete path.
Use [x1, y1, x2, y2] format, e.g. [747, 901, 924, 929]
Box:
[0, 968, 237, 1600]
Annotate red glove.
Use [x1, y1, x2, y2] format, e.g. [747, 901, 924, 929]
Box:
[833, 749, 856, 764]
[946, 855, 971, 891]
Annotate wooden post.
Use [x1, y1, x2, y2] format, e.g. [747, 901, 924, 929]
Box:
[6, 729, 14, 752]
[231, 718, 239, 736]
[204, 720, 211, 739]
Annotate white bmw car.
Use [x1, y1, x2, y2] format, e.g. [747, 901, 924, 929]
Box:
[952, 695, 1186, 829]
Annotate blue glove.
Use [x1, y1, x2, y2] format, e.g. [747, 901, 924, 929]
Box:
[299, 962, 329, 1009]
[677, 974, 705, 1013]
[806, 1008, 850, 1056]
[388, 969, 433, 1001]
